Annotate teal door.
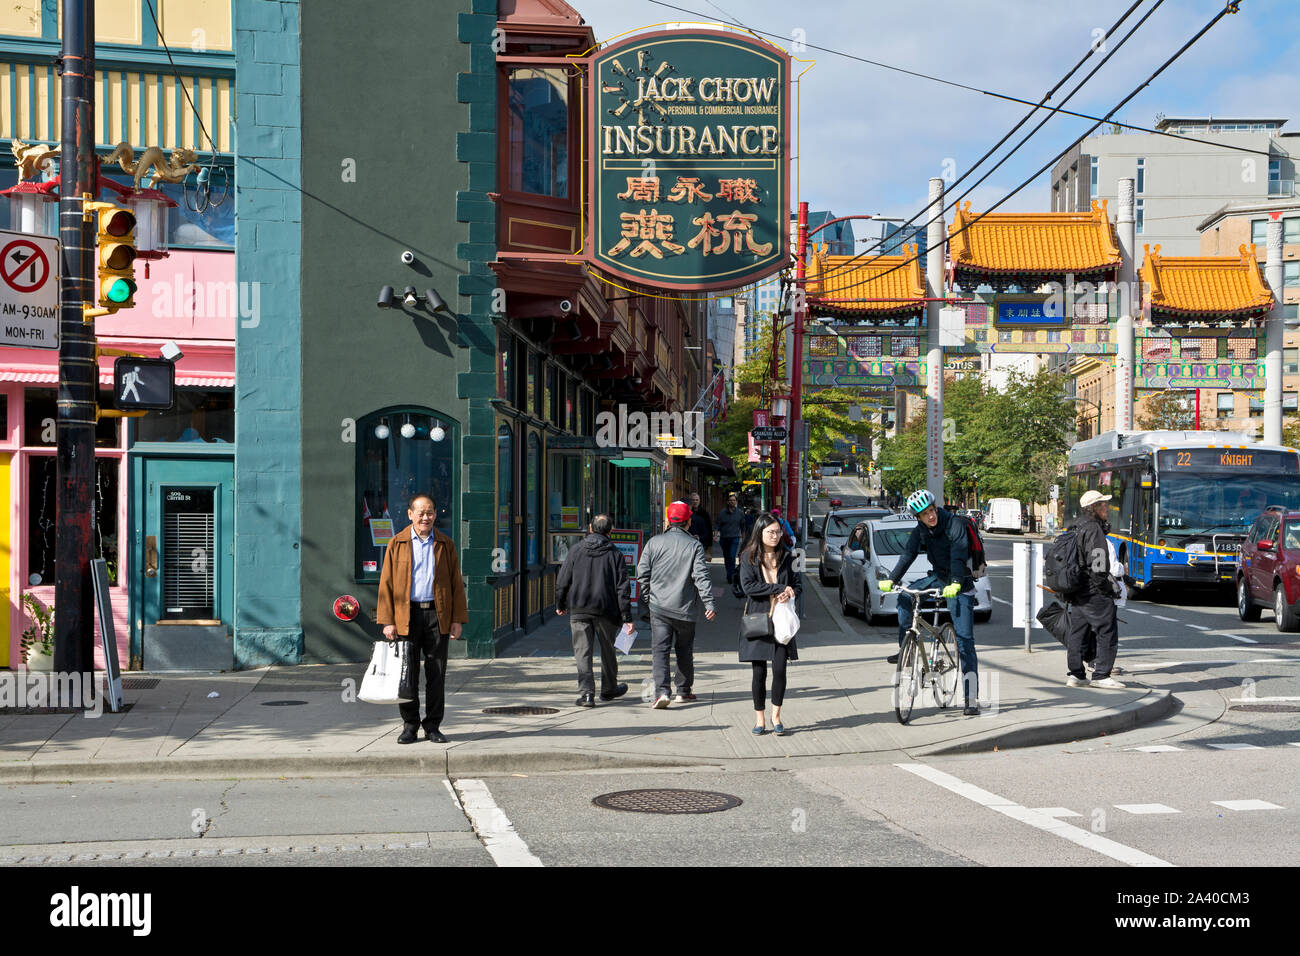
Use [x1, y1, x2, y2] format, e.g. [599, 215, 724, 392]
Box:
[131, 455, 234, 667]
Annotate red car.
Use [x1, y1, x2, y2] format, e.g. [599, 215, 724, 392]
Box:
[1237, 506, 1300, 631]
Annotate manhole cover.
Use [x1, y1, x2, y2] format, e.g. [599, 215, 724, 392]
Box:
[482, 706, 559, 716]
[261, 700, 309, 706]
[1229, 704, 1300, 713]
[121, 677, 160, 690]
[592, 789, 743, 814]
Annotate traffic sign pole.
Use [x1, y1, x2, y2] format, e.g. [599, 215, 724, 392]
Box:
[54, 0, 97, 680]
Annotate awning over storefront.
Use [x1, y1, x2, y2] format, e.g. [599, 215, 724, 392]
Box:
[948, 200, 1122, 281]
[805, 243, 925, 318]
[685, 443, 737, 476]
[1139, 243, 1274, 320]
[0, 367, 235, 388]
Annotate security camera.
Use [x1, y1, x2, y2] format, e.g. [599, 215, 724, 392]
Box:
[559, 299, 572, 313]
[160, 340, 184, 362]
[401, 250, 416, 265]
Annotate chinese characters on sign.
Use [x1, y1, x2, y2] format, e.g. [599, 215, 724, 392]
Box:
[592, 31, 790, 290]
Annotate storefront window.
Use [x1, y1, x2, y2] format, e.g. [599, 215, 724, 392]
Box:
[27, 456, 119, 585]
[528, 351, 541, 417]
[549, 452, 583, 530]
[496, 424, 513, 572]
[498, 332, 511, 401]
[24, 389, 119, 447]
[355, 409, 455, 578]
[102, 173, 235, 250]
[526, 432, 540, 566]
[507, 68, 569, 198]
[134, 388, 234, 443]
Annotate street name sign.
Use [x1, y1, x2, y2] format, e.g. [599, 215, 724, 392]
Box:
[0, 229, 59, 349]
[751, 425, 786, 442]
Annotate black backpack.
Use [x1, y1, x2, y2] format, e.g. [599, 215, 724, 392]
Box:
[951, 513, 987, 579]
[1044, 528, 1086, 597]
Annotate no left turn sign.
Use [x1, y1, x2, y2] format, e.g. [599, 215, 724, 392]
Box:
[1, 239, 51, 294]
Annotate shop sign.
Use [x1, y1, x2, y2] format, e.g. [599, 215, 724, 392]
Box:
[589, 29, 791, 290]
[995, 300, 1064, 326]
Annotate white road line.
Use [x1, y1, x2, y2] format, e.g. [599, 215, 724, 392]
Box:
[1131, 745, 1183, 752]
[1289, 743, 1300, 748]
[1115, 803, 1181, 815]
[1212, 800, 1284, 811]
[1153, 615, 1179, 622]
[1126, 609, 1148, 615]
[1187, 624, 1211, 631]
[992, 596, 1011, 606]
[453, 778, 543, 867]
[1218, 633, 1260, 644]
[1206, 743, 1264, 750]
[1032, 807, 1082, 818]
[896, 763, 1173, 867]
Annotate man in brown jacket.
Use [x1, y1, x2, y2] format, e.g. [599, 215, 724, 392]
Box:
[377, 494, 469, 743]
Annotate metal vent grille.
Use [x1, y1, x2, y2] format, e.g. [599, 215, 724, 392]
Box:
[164, 511, 214, 617]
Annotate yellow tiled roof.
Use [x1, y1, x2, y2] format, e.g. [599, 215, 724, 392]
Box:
[805, 243, 925, 315]
[1139, 244, 1274, 316]
[949, 200, 1121, 275]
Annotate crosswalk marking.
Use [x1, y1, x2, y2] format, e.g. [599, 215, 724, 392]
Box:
[1031, 807, 1082, 818]
[1218, 633, 1260, 644]
[1186, 624, 1211, 630]
[1127, 609, 1148, 615]
[1206, 743, 1263, 750]
[1115, 803, 1181, 814]
[1211, 800, 1284, 811]
[896, 763, 1173, 867]
[1153, 615, 1179, 622]
[453, 778, 543, 867]
[1131, 745, 1183, 752]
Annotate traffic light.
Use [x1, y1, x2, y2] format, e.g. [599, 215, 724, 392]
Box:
[87, 201, 137, 315]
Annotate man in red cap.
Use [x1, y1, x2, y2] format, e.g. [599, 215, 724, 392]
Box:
[637, 500, 717, 708]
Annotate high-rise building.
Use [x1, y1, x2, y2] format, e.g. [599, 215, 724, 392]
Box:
[1051, 116, 1298, 255]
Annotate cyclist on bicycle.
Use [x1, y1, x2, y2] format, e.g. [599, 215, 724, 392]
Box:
[878, 489, 980, 716]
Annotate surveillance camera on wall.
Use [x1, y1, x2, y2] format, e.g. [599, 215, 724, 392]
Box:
[160, 340, 184, 362]
[401, 250, 416, 265]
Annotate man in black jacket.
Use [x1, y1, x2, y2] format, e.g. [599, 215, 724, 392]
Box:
[555, 514, 633, 707]
[879, 489, 981, 715]
[689, 492, 714, 557]
[1066, 490, 1124, 689]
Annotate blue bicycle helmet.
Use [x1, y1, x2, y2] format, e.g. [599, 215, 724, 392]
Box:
[905, 489, 936, 515]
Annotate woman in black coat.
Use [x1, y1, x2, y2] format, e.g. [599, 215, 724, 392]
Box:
[738, 513, 801, 736]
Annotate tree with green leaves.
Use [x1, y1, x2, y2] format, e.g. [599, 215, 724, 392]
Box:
[1136, 390, 1196, 431]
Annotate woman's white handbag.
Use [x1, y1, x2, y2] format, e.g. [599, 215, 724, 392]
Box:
[772, 600, 800, 645]
[358, 640, 415, 704]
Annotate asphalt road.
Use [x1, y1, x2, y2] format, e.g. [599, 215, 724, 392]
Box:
[3, 476, 1294, 869]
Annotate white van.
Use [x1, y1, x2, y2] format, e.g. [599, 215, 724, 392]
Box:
[986, 498, 1022, 533]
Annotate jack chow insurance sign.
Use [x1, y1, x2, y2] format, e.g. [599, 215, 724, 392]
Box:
[589, 30, 791, 291]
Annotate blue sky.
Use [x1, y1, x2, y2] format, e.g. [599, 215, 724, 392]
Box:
[576, 0, 1300, 238]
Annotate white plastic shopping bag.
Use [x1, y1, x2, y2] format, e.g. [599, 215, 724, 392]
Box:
[358, 640, 415, 704]
[772, 600, 800, 645]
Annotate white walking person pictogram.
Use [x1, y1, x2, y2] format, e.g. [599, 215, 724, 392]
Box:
[120, 366, 142, 403]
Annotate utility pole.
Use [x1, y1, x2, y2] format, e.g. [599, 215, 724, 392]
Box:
[788, 202, 808, 531]
[924, 178, 945, 504]
[1115, 177, 1136, 432]
[1264, 214, 1284, 445]
[54, 0, 97, 677]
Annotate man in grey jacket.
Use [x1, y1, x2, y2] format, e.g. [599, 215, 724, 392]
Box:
[637, 500, 717, 708]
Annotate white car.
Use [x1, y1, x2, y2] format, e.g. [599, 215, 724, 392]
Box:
[837, 514, 993, 624]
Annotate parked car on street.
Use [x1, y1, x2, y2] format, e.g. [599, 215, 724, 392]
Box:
[814, 505, 891, 585]
[837, 513, 993, 624]
[1236, 505, 1300, 631]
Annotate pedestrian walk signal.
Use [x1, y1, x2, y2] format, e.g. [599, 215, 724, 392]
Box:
[87, 201, 137, 314]
[113, 357, 174, 410]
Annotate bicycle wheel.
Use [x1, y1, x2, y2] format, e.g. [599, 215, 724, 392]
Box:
[894, 633, 923, 724]
[932, 623, 961, 709]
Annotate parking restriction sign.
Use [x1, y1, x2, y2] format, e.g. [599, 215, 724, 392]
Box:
[0, 229, 59, 349]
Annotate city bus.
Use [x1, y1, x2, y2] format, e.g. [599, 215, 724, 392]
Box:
[1066, 430, 1300, 589]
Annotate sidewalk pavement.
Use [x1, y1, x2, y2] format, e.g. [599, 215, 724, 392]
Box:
[0, 561, 1174, 782]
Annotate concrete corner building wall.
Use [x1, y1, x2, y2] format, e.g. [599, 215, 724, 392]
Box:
[233, 0, 305, 666]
